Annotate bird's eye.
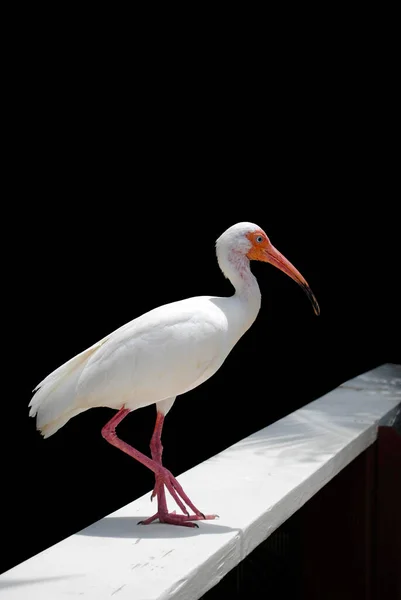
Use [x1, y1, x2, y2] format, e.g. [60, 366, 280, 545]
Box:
[256, 235, 263, 243]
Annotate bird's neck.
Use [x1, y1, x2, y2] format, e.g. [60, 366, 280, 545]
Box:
[218, 250, 262, 322]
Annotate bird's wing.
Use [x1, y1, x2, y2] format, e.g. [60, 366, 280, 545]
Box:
[75, 297, 229, 410]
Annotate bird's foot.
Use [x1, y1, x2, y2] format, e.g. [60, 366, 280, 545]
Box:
[150, 466, 211, 520]
[138, 511, 218, 528]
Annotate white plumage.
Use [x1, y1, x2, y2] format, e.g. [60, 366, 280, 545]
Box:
[30, 224, 251, 434]
[29, 222, 319, 527]
[30, 222, 319, 438]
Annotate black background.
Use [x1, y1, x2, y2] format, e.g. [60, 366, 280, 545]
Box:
[2, 42, 399, 575]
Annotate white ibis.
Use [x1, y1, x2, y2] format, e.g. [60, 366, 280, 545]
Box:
[29, 222, 319, 527]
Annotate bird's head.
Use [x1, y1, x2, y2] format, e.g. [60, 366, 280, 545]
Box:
[216, 222, 320, 315]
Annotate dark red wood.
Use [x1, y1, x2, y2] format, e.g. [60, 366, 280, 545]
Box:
[299, 445, 376, 600]
[375, 425, 401, 600]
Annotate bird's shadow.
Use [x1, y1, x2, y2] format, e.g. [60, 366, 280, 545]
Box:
[78, 516, 238, 539]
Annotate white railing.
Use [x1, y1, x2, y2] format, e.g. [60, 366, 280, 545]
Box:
[1, 363, 400, 600]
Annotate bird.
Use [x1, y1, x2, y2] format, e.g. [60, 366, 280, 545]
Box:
[29, 222, 320, 527]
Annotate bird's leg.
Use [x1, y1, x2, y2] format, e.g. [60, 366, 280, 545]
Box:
[101, 408, 217, 527]
[150, 411, 164, 464]
[149, 413, 195, 518]
[149, 411, 164, 501]
[149, 411, 196, 516]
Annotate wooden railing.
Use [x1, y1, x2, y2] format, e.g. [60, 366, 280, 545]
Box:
[1, 363, 400, 600]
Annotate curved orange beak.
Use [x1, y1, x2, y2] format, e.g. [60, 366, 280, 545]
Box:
[248, 237, 320, 315]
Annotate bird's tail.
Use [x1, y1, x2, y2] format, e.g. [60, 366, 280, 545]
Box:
[29, 343, 101, 438]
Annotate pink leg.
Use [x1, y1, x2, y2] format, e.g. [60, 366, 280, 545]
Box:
[149, 412, 185, 511]
[150, 411, 164, 465]
[101, 408, 217, 527]
[148, 411, 216, 521]
[149, 411, 164, 501]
